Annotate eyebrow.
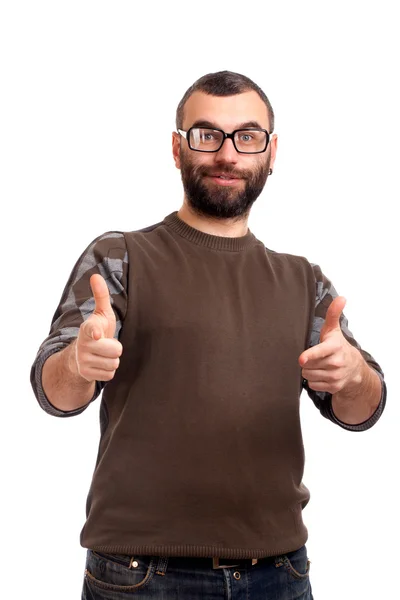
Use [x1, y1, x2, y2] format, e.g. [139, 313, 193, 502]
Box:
[189, 119, 266, 131]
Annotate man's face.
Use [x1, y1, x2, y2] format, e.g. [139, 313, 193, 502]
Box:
[172, 91, 277, 220]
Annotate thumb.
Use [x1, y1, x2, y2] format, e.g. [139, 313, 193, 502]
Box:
[88, 274, 116, 340]
[320, 296, 346, 340]
[90, 274, 113, 316]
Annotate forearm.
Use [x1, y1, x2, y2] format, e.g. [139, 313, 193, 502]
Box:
[42, 341, 96, 412]
[331, 359, 382, 425]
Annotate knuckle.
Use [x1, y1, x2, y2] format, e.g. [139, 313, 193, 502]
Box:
[104, 370, 115, 381]
[310, 382, 321, 391]
[78, 366, 91, 381]
[332, 357, 344, 368]
[330, 371, 341, 382]
[81, 318, 93, 334]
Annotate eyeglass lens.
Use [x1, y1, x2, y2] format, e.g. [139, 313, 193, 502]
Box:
[189, 128, 267, 153]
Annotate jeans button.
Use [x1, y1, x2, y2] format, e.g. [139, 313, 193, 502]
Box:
[129, 558, 139, 568]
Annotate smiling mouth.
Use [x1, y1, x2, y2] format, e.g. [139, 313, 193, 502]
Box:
[204, 175, 243, 187]
[209, 173, 239, 179]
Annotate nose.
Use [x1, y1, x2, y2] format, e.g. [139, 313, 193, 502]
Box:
[214, 136, 238, 164]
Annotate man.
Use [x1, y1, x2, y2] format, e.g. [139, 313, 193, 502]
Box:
[31, 71, 386, 599]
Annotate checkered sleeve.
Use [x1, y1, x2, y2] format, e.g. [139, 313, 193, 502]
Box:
[303, 263, 387, 431]
[30, 232, 128, 417]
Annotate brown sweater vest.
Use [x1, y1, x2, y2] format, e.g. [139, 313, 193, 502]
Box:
[80, 212, 316, 558]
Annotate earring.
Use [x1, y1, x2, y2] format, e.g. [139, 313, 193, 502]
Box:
[268, 168, 273, 175]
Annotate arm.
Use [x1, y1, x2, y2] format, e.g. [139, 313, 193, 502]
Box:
[30, 232, 128, 417]
[301, 264, 386, 430]
[41, 273, 123, 412]
[331, 357, 382, 424]
[42, 341, 96, 412]
[42, 273, 123, 412]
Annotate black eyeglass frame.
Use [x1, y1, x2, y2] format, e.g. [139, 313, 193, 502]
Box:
[178, 127, 271, 154]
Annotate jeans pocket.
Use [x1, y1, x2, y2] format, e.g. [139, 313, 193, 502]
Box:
[85, 550, 156, 593]
[275, 545, 311, 581]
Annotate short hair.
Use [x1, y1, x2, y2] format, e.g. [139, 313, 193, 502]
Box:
[175, 70, 275, 132]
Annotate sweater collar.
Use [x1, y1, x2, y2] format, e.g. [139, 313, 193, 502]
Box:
[163, 211, 258, 252]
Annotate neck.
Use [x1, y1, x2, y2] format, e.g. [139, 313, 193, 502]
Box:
[177, 200, 250, 238]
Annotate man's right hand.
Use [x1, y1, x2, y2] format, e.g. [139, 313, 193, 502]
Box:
[75, 274, 123, 382]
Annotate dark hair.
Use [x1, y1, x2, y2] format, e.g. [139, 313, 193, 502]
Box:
[175, 70, 275, 132]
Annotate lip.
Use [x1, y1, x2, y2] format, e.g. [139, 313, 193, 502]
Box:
[206, 174, 242, 186]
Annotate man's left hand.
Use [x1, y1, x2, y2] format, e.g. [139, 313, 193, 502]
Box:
[299, 296, 364, 394]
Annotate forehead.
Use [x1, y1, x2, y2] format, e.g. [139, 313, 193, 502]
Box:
[182, 90, 270, 131]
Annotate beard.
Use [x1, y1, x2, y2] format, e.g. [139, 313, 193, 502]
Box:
[179, 149, 271, 220]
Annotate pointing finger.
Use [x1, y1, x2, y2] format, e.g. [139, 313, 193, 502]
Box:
[90, 274, 113, 315]
[299, 339, 336, 366]
[321, 296, 346, 338]
[82, 316, 103, 341]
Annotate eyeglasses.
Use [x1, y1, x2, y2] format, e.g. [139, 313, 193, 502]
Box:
[178, 127, 270, 154]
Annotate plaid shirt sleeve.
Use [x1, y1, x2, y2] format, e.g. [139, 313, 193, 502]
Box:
[30, 232, 128, 417]
[303, 263, 387, 431]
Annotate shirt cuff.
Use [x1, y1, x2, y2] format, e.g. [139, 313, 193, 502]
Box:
[325, 369, 387, 432]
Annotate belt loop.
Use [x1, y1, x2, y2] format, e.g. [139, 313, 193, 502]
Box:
[213, 557, 241, 569]
[213, 557, 220, 569]
[213, 557, 258, 569]
[155, 557, 169, 576]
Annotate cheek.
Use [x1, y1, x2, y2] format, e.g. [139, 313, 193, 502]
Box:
[182, 151, 213, 174]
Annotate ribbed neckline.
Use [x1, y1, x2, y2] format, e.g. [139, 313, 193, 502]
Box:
[163, 211, 258, 252]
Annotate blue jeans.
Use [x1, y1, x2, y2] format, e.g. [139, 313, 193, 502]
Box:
[81, 544, 313, 599]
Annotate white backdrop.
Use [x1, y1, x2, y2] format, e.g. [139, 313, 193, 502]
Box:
[1, 1, 399, 598]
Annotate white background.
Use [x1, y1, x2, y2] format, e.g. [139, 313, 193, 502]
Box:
[1, 1, 399, 598]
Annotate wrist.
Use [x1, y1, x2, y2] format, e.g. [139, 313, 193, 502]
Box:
[332, 361, 382, 424]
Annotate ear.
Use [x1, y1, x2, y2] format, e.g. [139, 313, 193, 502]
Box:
[172, 131, 181, 169]
[269, 134, 278, 172]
